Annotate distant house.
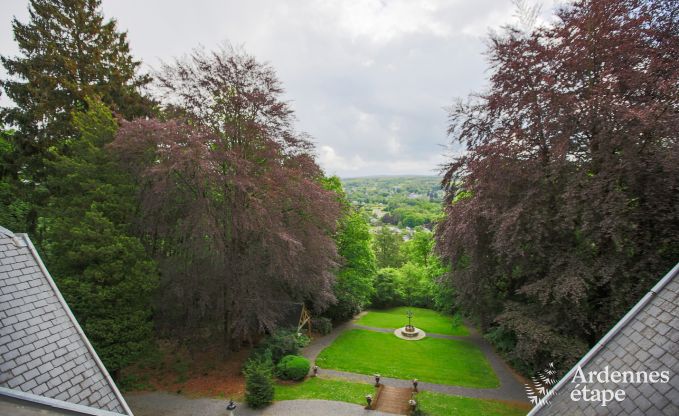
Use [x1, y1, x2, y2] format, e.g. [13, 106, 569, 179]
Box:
[529, 263, 679, 415]
[0, 226, 133, 416]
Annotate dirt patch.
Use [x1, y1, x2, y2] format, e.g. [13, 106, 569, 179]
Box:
[124, 341, 251, 400]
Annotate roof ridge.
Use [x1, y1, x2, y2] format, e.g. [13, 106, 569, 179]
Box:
[0, 225, 15, 237]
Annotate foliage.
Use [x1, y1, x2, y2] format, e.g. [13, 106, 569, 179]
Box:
[274, 377, 374, 405]
[389, 199, 442, 228]
[371, 230, 453, 310]
[313, 316, 333, 335]
[373, 226, 404, 268]
[356, 307, 468, 336]
[39, 98, 158, 373]
[371, 268, 404, 308]
[324, 210, 377, 322]
[0, 129, 30, 232]
[436, 0, 679, 374]
[251, 329, 310, 365]
[397, 262, 432, 307]
[403, 230, 435, 267]
[415, 391, 530, 416]
[112, 46, 341, 348]
[275, 355, 311, 381]
[0, 180, 29, 232]
[118, 372, 152, 392]
[0, 0, 153, 179]
[403, 231, 451, 310]
[244, 355, 275, 408]
[316, 329, 498, 388]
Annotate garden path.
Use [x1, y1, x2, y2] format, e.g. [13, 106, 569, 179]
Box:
[301, 313, 528, 403]
[125, 392, 395, 416]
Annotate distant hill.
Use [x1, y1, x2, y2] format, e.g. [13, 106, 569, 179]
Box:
[340, 176, 444, 229]
[341, 176, 443, 205]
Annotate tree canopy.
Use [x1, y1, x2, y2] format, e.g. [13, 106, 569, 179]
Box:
[111, 46, 342, 348]
[436, 0, 679, 374]
[40, 98, 158, 374]
[0, 0, 152, 169]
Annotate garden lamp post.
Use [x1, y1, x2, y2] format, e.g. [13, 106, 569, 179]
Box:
[374, 374, 381, 387]
[412, 378, 418, 392]
[365, 394, 373, 409]
[226, 399, 237, 416]
[313, 365, 319, 377]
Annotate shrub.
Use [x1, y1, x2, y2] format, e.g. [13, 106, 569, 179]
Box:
[314, 317, 333, 335]
[275, 355, 311, 381]
[251, 329, 310, 364]
[244, 355, 274, 408]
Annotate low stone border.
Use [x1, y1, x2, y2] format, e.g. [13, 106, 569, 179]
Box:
[393, 326, 426, 341]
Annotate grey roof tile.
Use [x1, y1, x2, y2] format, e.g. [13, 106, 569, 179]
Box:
[0, 230, 130, 415]
[532, 264, 679, 416]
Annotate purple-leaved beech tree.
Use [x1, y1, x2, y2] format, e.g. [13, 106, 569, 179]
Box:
[437, 0, 679, 374]
[111, 46, 341, 351]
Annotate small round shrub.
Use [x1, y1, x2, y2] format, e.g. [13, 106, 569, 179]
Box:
[275, 355, 310, 381]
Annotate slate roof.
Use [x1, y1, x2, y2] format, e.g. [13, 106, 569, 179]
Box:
[0, 226, 132, 416]
[529, 263, 679, 416]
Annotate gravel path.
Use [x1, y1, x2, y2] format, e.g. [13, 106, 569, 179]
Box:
[302, 315, 528, 403]
[125, 392, 394, 416]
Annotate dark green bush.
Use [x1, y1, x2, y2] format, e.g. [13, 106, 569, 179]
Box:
[275, 355, 310, 381]
[322, 291, 362, 323]
[250, 328, 310, 364]
[314, 317, 333, 335]
[244, 355, 274, 408]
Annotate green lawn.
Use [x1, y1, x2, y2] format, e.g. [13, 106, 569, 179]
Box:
[416, 391, 530, 416]
[356, 307, 468, 336]
[274, 377, 374, 405]
[316, 329, 498, 388]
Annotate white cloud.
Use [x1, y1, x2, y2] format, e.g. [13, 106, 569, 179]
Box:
[318, 145, 364, 173]
[313, 0, 455, 45]
[0, 0, 560, 177]
[386, 137, 401, 155]
[461, 4, 516, 37]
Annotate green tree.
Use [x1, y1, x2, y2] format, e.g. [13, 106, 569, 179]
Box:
[321, 176, 378, 321]
[397, 230, 451, 310]
[1, 0, 153, 172]
[40, 98, 157, 376]
[372, 268, 404, 308]
[398, 262, 430, 307]
[373, 226, 404, 268]
[0, 129, 30, 232]
[403, 229, 434, 266]
[325, 210, 377, 322]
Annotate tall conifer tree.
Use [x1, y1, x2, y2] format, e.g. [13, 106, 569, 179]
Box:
[1, 0, 152, 163]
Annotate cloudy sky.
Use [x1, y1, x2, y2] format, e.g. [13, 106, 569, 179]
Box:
[1, 0, 556, 177]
